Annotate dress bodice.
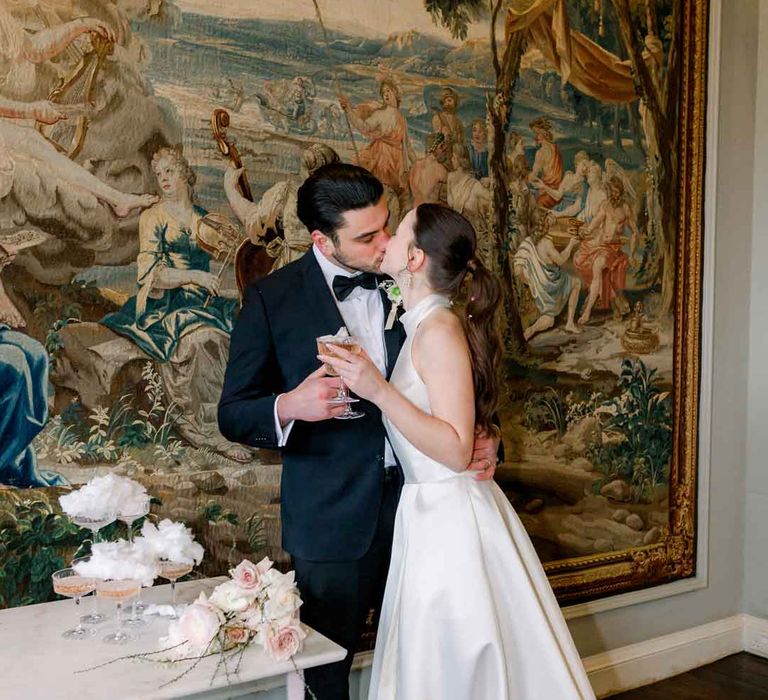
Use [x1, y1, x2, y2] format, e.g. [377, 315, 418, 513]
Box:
[383, 294, 469, 484]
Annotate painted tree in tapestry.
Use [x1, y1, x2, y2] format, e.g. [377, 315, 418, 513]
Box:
[1, 0, 681, 609]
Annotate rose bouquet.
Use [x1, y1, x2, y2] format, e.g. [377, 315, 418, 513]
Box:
[159, 558, 306, 665]
[78, 558, 308, 692]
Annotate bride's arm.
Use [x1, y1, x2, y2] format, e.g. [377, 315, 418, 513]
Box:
[320, 312, 476, 472]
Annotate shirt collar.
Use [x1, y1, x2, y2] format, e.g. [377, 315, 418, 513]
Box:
[312, 244, 362, 290]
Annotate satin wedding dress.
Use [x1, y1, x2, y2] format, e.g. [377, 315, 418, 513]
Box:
[367, 294, 596, 700]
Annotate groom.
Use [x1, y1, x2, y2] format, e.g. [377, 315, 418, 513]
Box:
[218, 163, 498, 699]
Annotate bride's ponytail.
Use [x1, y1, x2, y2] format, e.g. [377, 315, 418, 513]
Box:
[464, 257, 503, 433]
[412, 204, 503, 433]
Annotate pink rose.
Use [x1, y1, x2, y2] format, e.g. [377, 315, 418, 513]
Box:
[224, 624, 251, 646]
[178, 601, 222, 649]
[266, 623, 307, 662]
[230, 558, 272, 590]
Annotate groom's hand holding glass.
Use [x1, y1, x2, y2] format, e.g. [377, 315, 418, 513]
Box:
[276, 364, 348, 424]
[319, 344, 502, 480]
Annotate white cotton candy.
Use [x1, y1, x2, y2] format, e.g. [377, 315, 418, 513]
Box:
[59, 474, 149, 520]
[73, 540, 158, 587]
[136, 519, 205, 566]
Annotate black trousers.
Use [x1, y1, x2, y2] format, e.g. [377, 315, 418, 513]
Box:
[292, 475, 400, 700]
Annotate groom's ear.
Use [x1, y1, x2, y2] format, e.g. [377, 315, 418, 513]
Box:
[311, 230, 334, 255]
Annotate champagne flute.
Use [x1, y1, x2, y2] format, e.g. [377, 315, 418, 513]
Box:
[52, 568, 97, 640]
[316, 334, 365, 420]
[97, 578, 142, 644]
[157, 559, 193, 617]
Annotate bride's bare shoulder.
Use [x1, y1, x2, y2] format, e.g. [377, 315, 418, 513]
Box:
[415, 307, 467, 351]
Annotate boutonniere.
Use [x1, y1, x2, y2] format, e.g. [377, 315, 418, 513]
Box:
[379, 280, 403, 330]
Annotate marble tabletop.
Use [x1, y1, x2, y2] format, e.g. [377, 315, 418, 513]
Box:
[0, 577, 346, 700]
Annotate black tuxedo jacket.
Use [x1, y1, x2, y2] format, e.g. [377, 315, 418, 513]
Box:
[218, 251, 406, 562]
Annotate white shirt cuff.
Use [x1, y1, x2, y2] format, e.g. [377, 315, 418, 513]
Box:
[273, 394, 294, 447]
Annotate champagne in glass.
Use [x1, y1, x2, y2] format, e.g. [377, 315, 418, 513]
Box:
[316, 335, 356, 403]
[97, 578, 142, 644]
[316, 334, 365, 420]
[52, 568, 97, 640]
[158, 559, 193, 617]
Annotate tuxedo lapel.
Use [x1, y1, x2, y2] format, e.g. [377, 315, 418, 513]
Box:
[301, 252, 345, 337]
[379, 287, 406, 378]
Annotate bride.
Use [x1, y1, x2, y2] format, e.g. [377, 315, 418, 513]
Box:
[320, 203, 595, 700]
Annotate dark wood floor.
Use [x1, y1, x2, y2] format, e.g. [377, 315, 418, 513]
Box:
[612, 653, 768, 699]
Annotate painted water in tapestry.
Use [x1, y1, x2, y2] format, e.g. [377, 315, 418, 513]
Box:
[0, 0, 704, 608]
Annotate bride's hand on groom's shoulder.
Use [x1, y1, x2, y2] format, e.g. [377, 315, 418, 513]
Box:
[318, 345, 388, 405]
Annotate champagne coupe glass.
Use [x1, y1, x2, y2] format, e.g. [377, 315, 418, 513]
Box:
[72, 555, 108, 625]
[70, 510, 118, 626]
[157, 559, 193, 617]
[52, 568, 97, 640]
[316, 334, 365, 420]
[97, 578, 142, 644]
[71, 511, 117, 545]
[118, 499, 151, 620]
[118, 499, 150, 543]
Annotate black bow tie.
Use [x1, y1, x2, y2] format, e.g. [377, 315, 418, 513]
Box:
[332, 272, 380, 301]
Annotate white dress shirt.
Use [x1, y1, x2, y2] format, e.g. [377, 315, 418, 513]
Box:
[274, 245, 397, 467]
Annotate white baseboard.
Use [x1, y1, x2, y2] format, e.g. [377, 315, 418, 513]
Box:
[584, 614, 767, 697]
[744, 614, 768, 659]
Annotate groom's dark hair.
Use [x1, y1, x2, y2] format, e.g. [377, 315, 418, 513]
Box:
[297, 163, 383, 243]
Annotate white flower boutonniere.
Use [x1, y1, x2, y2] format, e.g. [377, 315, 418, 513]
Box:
[379, 280, 402, 330]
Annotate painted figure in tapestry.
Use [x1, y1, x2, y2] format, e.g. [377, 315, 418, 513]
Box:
[340, 78, 417, 203]
[101, 146, 244, 461]
[513, 210, 582, 340]
[0, 246, 64, 488]
[224, 143, 341, 274]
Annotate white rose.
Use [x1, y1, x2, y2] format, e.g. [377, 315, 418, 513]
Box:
[265, 622, 307, 662]
[229, 557, 272, 590]
[260, 568, 296, 588]
[209, 580, 257, 613]
[178, 599, 223, 651]
[263, 581, 302, 622]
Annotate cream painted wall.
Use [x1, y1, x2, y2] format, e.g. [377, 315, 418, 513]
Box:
[744, 0, 768, 619]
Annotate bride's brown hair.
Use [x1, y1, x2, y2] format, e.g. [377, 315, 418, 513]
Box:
[412, 204, 503, 432]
